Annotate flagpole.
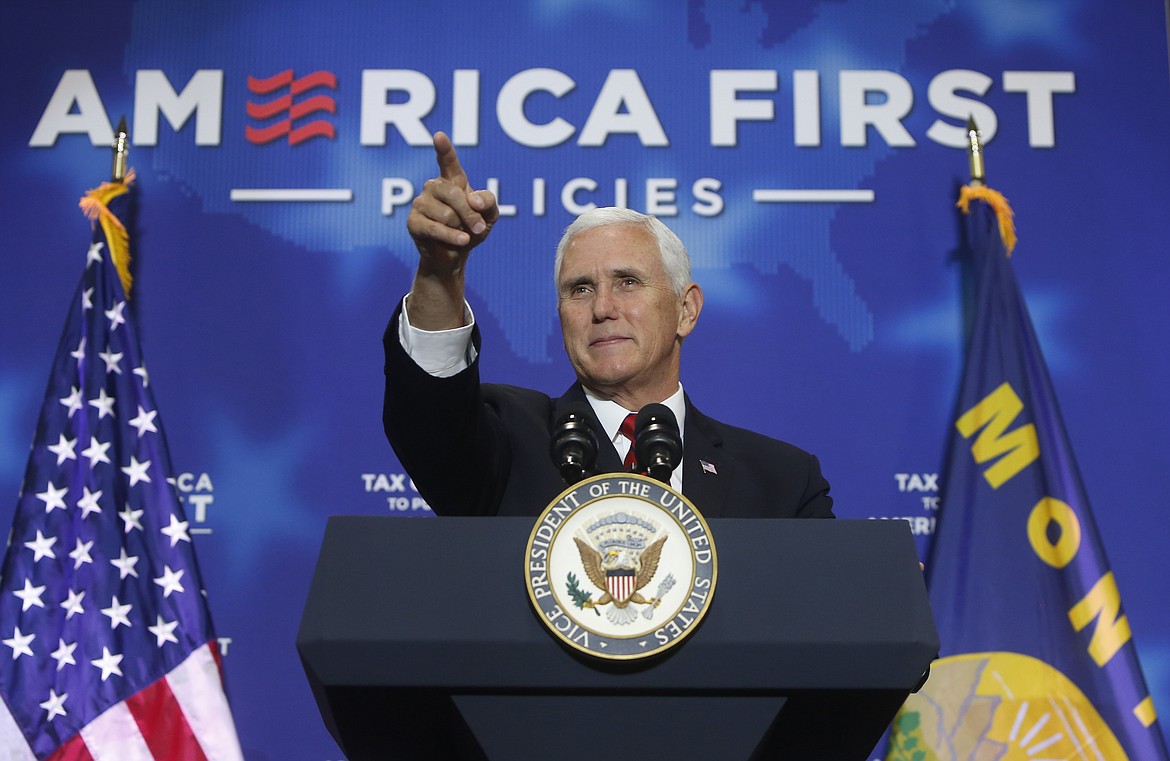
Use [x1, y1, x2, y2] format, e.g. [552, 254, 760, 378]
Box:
[966, 116, 985, 187]
[111, 116, 129, 182]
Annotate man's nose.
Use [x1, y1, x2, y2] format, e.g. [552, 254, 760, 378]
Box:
[591, 285, 619, 321]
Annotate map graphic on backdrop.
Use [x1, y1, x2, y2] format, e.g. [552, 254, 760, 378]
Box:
[3, 1, 1169, 758]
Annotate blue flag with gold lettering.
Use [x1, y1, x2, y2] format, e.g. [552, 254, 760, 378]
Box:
[886, 188, 1168, 761]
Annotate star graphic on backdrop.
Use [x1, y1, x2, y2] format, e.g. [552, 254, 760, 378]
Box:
[89, 388, 116, 420]
[148, 615, 180, 647]
[50, 639, 77, 671]
[82, 287, 94, 311]
[59, 386, 83, 417]
[86, 242, 104, 267]
[110, 547, 140, 579]
[101, 596, 133, 630]
[47, 434, 77, 465]
[129, 406, 158, 438]
[119, 503, 144, 533]
[134, 364, 150, 387]
[69, 538, 94, 569]
[105, 300, 126, 330]
[161, 514, 191, 547]
[81, 436, 111, 469]
[153, 565, 185, 598]
[98, 347, 124, 375]
[39, 689, 68, 721]
[13, 578, 46, 611]
[23, 530, 57, 562]
[91, 647, 124, 682]
[122, 456, 151, 486]
[77, 486, 104, 519]
[3, 627, 35, 660]
[70, 337, 86, 362]
[60, 589, 85, 620]
[36, 481, 68, 513]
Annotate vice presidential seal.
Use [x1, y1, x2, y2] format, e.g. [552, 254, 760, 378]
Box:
[524, 473, 717, 660]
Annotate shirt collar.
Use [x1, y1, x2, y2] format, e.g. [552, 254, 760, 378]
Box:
[582, 384, 687, 446]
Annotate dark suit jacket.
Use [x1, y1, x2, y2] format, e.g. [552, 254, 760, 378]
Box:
[383, 303, 833, 519]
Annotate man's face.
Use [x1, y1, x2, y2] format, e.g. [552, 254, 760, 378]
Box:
[557, 224, 701, 407]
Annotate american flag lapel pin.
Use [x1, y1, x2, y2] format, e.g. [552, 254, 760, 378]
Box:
[699, 459, 718, 475]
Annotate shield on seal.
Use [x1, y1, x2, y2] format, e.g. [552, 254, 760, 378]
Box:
[606, 568, 636, 604]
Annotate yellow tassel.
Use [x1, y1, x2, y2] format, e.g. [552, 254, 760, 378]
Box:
[79, 168, 136, 297]
[956, 184, 1017, 255]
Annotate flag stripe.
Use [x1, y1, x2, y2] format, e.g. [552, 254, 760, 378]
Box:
[165, 645, 242, 761]
[126, 676, 208, 761]
[46, 734, 93, 761]
[79, 702, 153, 761]
[0, 698, 36, 761]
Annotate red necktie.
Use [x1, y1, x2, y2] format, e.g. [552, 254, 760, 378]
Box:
[619, 412, 638, 470]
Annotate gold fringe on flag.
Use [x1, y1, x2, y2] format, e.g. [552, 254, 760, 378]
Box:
[957, 184, 1017, 255]
[79, 168, 136, 297]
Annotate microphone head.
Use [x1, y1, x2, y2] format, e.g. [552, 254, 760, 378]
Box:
[550, 403, 598, 484]
[634, 403, 677, 437]
[633, 404, 682, 483]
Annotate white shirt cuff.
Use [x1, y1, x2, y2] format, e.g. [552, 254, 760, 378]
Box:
[397, 295, 478, 378]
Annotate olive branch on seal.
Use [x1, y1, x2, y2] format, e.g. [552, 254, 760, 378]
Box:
[565, 572, 599, 615]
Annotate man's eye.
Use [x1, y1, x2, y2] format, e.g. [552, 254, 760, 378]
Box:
[569, 284, 592, 297]
[618, 277, 639, 288]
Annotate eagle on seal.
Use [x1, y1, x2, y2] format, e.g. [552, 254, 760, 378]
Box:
[574, 534, 667, 611]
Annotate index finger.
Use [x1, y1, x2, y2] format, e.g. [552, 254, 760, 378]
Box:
[432, 131, 469, 186]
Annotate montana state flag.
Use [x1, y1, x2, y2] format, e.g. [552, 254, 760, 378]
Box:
[886, 188, 1169, 760]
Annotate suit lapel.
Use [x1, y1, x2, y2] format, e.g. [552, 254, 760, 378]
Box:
[682, 397, 732, 518]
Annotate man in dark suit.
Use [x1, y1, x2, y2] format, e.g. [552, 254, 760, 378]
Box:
[384, 132, 833, 519]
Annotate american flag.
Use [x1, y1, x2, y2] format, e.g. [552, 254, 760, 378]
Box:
[0, 182, 243, 760]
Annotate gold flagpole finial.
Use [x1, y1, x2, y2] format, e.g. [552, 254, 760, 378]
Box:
[112, 116, 129, 182]
[966, 116, 985, 187]
[957, 114, 1016, 254]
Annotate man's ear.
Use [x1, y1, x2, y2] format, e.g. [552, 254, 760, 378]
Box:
[677, 282, 704, 339]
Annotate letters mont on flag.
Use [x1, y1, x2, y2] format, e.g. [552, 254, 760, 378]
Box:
[885, 187, 1168, 760]
[0, 177, 244, 760]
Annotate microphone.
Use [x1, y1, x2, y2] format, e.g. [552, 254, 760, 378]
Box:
[634, 404, 682, 484]
[549, 403, 599, 485]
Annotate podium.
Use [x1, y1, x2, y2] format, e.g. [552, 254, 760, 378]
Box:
[297, 517, 937, 761]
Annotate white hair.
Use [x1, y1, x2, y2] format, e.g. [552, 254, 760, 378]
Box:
[553, 208, 692, 295]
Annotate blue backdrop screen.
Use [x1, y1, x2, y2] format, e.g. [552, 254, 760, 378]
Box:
[3, 2, 1169, 757]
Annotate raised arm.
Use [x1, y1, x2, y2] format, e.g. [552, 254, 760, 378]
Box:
[404, 131, 499, 330]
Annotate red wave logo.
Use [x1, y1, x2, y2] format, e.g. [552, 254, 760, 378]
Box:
[245, 70, 337, 145]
